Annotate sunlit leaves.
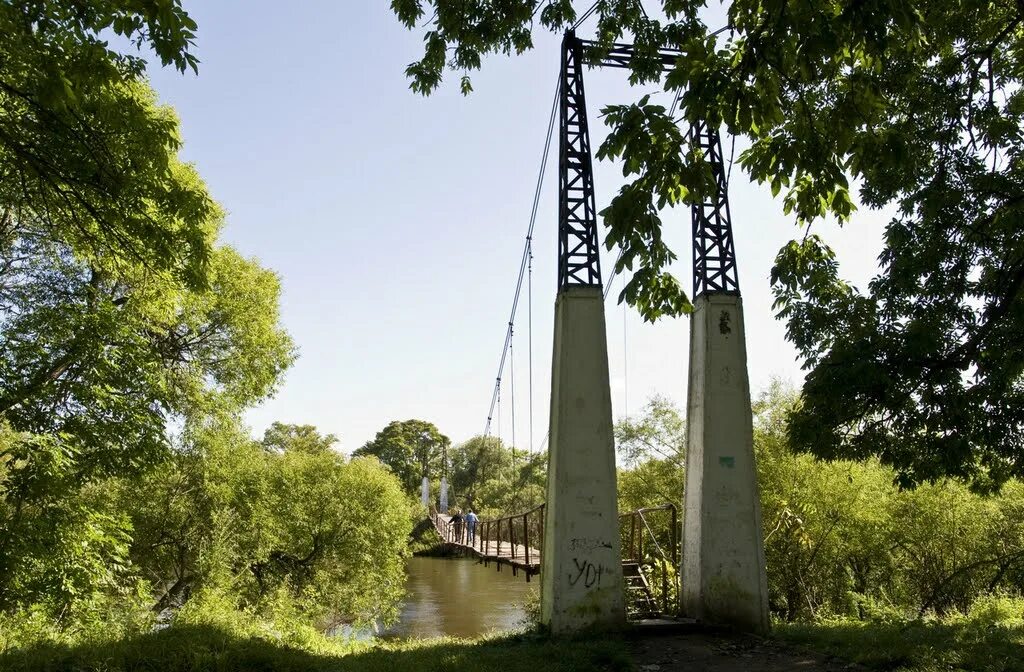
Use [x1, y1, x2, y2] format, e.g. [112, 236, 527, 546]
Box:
[125, 420, 411, 629]
[396, 0, 545, 95]
[598, 98, 696, 320]
[353, 420, 450, 493]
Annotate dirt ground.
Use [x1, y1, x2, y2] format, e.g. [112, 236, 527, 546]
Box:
[629, 631, 859, 672]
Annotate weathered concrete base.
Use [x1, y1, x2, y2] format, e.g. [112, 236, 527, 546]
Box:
[682, 293, 769, 633]
[541, 286, 625, 634]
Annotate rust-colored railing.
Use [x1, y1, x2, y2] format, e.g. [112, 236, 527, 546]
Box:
[618, 503, 679, 615]
[430, 504, 546, 580]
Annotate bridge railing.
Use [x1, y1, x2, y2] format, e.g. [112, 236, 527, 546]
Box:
[479, 503, 545, 576]
[619, 503, 679, 615]
[430, 504, 546, 578]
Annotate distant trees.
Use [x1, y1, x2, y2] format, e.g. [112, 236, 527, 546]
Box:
[261, 422, 338, 455]
[446, 435, 544, 516]
[353, 420, 450, 493]
[351, 421, 547, 515]
[614, 396, 685, 513]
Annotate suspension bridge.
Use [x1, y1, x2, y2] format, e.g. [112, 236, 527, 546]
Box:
[428, 503, 679, 618]
[425, 8, 769, 635]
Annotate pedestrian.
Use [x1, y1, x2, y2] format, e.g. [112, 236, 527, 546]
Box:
[451, 510, 464, 543]
[465, 509, 479, 545]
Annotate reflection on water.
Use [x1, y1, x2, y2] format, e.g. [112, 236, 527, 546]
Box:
[381, 556, 532, 639]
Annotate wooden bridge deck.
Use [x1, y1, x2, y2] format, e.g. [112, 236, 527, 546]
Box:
[431, 513, 541, 578]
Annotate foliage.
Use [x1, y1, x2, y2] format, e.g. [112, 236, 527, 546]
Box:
[353, 419, 450, 493]
[775, 600, 1024, 672]
[613, 401, 683, 616]
[0, 1, 206, 288]
[0, 7, 295, 622]
[1, 135, 294, 474]
[127, 420, 411, 631]
[616, 387, 1024, 622]
[615, 394, 685, 511]
[392, 0, 1024, 488]
[447, 435, 545, 516]
[754, 381, 1024, 621]
[0, 228, 294, 616]
[262, 422, 338, 455]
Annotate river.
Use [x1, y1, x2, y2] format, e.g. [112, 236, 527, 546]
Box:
[380, 556, 532, 639]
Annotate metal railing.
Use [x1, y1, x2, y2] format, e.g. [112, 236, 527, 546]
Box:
[619, 503, 679, 615]
[430, 504, 546, 580]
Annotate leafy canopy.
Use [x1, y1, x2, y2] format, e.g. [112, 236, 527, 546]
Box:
[0, 1, 208, 288]
[353, 419, 450, 493]
[393, 0, 1024, 489]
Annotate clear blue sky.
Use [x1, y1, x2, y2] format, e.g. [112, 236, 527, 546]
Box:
[144, 2, 887, 453]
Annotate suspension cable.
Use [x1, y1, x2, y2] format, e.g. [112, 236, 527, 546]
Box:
[483, 75, 559, 438]
[572, 0, 600, 29]
[528, 240, 534, 454]
[510, 330, 516, 467]
[623, 273, 628, 416]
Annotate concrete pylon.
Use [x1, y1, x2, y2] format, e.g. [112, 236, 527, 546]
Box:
[682, 293, 769, 633]
[541, 286, 625, 634]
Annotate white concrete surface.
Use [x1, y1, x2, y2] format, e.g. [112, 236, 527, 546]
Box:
[541, 286, 626, 634]
[682, 293, 770, 633]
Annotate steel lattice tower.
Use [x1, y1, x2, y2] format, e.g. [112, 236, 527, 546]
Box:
[557, 32, 602, 289]
[558, 37, 740, 299]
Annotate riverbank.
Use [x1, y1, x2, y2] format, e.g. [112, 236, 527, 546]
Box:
[0, 626, 629, 672]
[3, 619, 1021, 672]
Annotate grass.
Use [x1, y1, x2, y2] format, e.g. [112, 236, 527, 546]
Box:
[0, 624, 632, 672]
[774, 618, 1024, 672]
[407, 518, 452, 557]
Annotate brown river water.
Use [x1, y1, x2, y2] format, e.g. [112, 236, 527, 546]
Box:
[379, 556, 532, 639]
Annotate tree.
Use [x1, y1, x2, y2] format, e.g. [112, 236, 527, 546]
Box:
[0, 10, 296, 614]
[614, 395, 686, 511]
[0, 1, 209, 288]
[0, 2, 298, 482]
[0, 231, 295, 614]
[261, 422, 338, 455]
[392, 1, 1024, 488]
[126, 418, 411, 629]
[448, 435, 545, 515]
[353, 420, 450, 493]
[0, 228, 295, 481]
[615, 394, 685, 468]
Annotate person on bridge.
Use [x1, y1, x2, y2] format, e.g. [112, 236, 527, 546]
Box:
[451, 510, 464, 543]
[465, 509, 478, 545]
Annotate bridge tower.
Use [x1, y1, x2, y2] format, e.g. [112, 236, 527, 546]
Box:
[681, 120, 769, 633]
[540, 30, 625, 634]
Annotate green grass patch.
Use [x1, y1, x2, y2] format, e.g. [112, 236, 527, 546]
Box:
[774, 617, 1024, 672]
[408, 517, 451, 556]
[0, 624, 631, 672]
